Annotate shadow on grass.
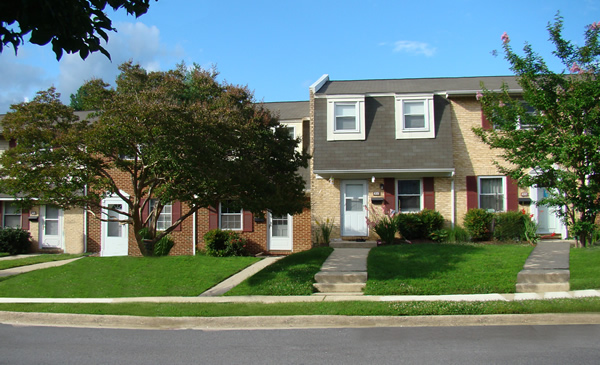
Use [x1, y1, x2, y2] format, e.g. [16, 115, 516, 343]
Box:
[225, 246, 334, 296]
[368, 243, 483, 281]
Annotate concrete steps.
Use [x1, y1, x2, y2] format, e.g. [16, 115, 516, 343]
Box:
[516, 269, 570, 292]
[313, 248, 371, 295]
[330, 241, 377, 248]
[313, 283, 366, 293]
[516, 241, 571, 293]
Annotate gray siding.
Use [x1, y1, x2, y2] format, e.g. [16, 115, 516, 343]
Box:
[313, 95, 453, 171]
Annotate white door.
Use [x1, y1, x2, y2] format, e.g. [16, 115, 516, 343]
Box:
[532, 187, 565, 236]
[101, 197, 129, 257]
[40, 205, 63, 248]
[341, 180, 368, 236]
[268, 213, 293, 251]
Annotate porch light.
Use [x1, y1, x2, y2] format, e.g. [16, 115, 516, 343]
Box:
[371, 176, 375, 183]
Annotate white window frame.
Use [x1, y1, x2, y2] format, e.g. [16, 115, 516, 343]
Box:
[3, 202, 21, 228]
[397, 179, 423, 213]
[395, 94, 435, 139]
[478, 176, 507, 213]
[149, 199, 172, 231]
[219, 201, 243, 231]
[326, 96, 366, 141]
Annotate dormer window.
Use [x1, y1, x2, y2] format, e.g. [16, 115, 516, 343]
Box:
[326, 96, 365, 141]
[395, 94, 435, 139]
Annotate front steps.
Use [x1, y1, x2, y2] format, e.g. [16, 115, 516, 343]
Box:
[330, 240, 377, 248]
[313, 248, 371, 295]
[516, 240, 571, 293]
[516, 269, 570, 292]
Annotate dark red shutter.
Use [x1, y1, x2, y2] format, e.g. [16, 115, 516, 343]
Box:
[423, 177, 435, 210]
[506, 177, 519, 211]
[208, 206, 218, 230]
[383, 178, 396, 213]
[172, 201, 182, 231]
[466, 176, 478, 210]
[141, 199, 149, 226]
[0, 202, 3, 227]
[21, 209, 29, 230]
[242, 210, 254, 232]
[482, 110, 492, 130]
[8, 139, 16, 148]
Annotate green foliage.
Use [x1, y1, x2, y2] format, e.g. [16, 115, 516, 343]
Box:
[0, 227, 32, 255]
[464, 209, 493, 241]
[396, 209, 445, 240]
[475, 14, 600, 247]
[493, 211, 526, 241]
[204, 229, 247, 257]
[0, 1, 153, 60]
[70, 78, 113, 110]
[366, 206, 398, 244]
[523, 213, 539, 245]
[153, 235, 174, 257]
[429, 229, 448, 243]
[570, 246, 600, 290]
[315, 218, 334, 245]
[0, 61, 310, 256]
[445, 225, 471, 243]
[225, 246, 334, 296]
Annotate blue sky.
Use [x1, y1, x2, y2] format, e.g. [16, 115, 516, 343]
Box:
[1, 0, 599, 113]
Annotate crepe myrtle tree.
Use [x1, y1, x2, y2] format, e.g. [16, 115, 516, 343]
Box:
[0, 0, 156, 60]
[0, 61, 310, 256]
[474, 14, 600, 247]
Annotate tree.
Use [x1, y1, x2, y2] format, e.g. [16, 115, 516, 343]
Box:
[475, 14, 600, 247]
[0, 61, 310, 256]
[0, 0, 155, 60]
[70, 78, 113, 111]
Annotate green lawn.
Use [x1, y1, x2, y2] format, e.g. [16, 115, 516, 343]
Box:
[1, 297, 599, 317]
[570, 246, 600, 290]
[364, 243, 534, 295]
[0, 255, 259, 298]
[225, 246, 334, 296]
[0, 254, 84, 271]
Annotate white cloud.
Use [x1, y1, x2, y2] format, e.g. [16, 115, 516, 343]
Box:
[393, 40, 436, 57]
[0, 52, 54, 113]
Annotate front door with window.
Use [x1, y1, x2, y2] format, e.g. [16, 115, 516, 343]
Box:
[533, 187, 564, 235]
[40, 205, 63, 248]
[101, 197, 129, 256]
[341, 180, 368, 236]
[268, 213, 293, 251]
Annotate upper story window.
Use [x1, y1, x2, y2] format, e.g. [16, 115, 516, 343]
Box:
[149, 199, 172, 231]
[326, 96, 366, 141]
[220, 201, 242, 230]
[478, 176, 506, 212]
[395, 94, 435, 139]
[397, 179, 423, 213]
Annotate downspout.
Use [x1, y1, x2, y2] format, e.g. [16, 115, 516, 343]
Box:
[451, 173, 455, 228]
[192, 210, 197, 256]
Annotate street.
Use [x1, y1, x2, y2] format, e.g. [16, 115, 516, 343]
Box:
[1, 323, 599, 364]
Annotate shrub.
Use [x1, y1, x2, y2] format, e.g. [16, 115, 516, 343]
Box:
[315, 218, 334, 245]
[204, 229, 248, 257]
[396, 209, 445, 240]
[0, 227, 32, 255]
[154, 235, 175, 256]
[429, 229, 448, 242]
[446, 225, 470, 243]
[493, 211, 526, 241]
[464, 209, 494, 241]
[366, 205, 398, 244]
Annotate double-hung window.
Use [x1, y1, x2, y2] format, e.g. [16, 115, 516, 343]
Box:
[478, 177, 506, 212]
[220, 201, 242, 230]
[395, 94, 435, 139]
[3, 202, 21, 228]
[326, 96, 366, 141]
[397, 180, 422, 213]
[149, 199, 172, 231]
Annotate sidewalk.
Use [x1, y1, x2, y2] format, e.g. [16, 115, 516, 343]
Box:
[0, 257, 83, 277]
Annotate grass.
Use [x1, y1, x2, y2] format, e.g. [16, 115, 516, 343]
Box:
[0, 255, 259, 298]
[570, 245, 600, 290]
[0, 297, 599, 317]
[365, 243, 534, 295]
[0, 254, 84, 271]
[224, 246, 334, 296]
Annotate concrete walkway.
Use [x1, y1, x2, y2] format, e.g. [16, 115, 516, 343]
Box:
[516, 240, 572, 292]
[0, 257, 83, 277]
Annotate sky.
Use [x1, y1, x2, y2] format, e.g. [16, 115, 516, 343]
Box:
[1, 0, 599, 113]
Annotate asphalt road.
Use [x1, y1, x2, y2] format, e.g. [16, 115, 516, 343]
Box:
[1, 323, 599, 364]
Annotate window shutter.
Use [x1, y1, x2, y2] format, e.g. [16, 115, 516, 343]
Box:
[481, 110, 492, 130]
[242, 211, 254, 232]
[423, 177, 435, 210]
[506, 177, 519, 211]
[141, 199, 149, 226]
[208, 206, 219, 230]
[383, 178, 396, 213]
[21, 210, 30, 230]
[0, 202, 3, 227]
[466, 176, 478, 210]
[172, 201, 182, 231]
[8, 139, 16, 148]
